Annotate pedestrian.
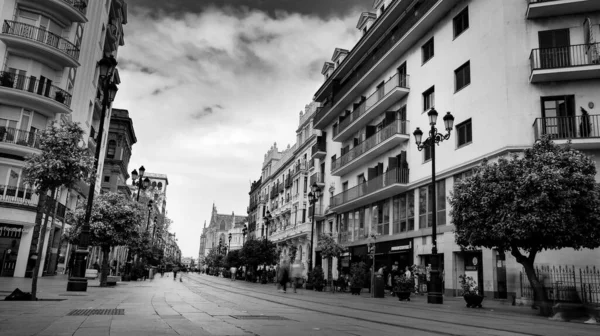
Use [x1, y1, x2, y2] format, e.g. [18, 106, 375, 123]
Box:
[404, 266, 412, 278]
[173, 267, 179, 281]
[230, 265, 237, 281]
[291, 261, 304, 293]
[278, 259, 290, 293]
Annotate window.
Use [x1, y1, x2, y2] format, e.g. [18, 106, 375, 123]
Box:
[456, 119, 472, 147]
[453, 170, 474, 184]
[393, 192, 415, 233]
[540, 95, 576, 138]
[453, 7, 469, 38]
[455, 61, 471, 92]
[423, 86, 435, 111]
[422, 37, 434, 64]
[419, 180, 446, 229]
[106, 140, 116, 159]
[372, 201, 389, 235]
[424, 144, 432, 162]
[104, 176, 110, 183]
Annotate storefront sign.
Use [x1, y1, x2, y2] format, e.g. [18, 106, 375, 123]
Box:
[391, 244, 411, 251]
[0, 224, 24, 239]
[341, 252, 350, 257]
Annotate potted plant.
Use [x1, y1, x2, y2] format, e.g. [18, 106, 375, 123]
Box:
[459, 274, 484, 308]
[311, 266, 325, 291]
[349, 262, 366, 295]
[393, 274, 414, 301]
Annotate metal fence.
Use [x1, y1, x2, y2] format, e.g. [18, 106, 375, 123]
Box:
[520, 265, 600, 305]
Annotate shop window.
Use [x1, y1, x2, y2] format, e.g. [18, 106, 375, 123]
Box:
[372, 201, 389, 235]
[393, 191, 415, 233]
[419, 180, 446, 229]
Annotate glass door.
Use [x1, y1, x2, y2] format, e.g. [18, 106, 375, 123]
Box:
[539, 29, 571, 68]
[541, 95, 575, 139]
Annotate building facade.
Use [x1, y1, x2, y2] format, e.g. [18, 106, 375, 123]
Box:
[100, 108, 136, 196]
[247, 178, 261, 240]
[202, 204, 246, 256]
[310, 0, 600, 297]
[0, 0, 128, 277]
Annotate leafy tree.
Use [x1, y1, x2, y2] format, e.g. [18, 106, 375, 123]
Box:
[204, 247, 224, 273]
[23, 121, 94, 300]
[224, 249, 241, 269]
[317, 234, 347, 292]
[239, 238, 278, 279]
[449, 136, 600, 315]
[65, 192, 145, 286]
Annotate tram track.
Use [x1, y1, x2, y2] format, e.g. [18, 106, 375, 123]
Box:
[182, 273, 546, 336]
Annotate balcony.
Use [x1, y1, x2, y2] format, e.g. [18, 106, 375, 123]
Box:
[268, 222, 312, 243]
[529, 43, 600, 83]
[526, 0, 600, 19]
[0, 71, 73, 116]
[311, 137, 326, 160]
[1, 21, 80, 69]
[533, 114, 600, 149]
[309, 204, 325, 221]
[292, 160, 307, 177]
[0, 185, 38, 208]
[333, 74, 409, 142]
[309, 159, 315, 170]
[330, 168, 409, 213]
[331, 120, 409, 176]
[18, 0, 88, 23]
[314, 0, 458, 129]
[310, 172, 325, 187]
[0, 127, 40, 156]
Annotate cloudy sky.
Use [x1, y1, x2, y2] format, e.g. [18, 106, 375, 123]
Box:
[115, 0, 372, 257]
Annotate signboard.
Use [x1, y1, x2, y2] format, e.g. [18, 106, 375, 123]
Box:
[391, 244, 411, 251]
[0, 224, 24, 239]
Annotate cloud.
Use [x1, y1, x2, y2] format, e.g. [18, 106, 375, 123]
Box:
[115, 6, 362, 257]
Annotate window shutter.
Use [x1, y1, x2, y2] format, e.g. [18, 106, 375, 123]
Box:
[366, 125, 376, 138]
[367, 167, 377, 180]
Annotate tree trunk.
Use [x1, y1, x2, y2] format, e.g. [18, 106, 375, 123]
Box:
[54, 189, 69, 273]
[100, 245, 110, 287]
[511, 246, 551, 316]
[31, 188, 56, 301]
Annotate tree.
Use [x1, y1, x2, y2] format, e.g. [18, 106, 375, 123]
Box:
[24, 121, 95, 300]
[317, 234, 347, 292]
[449, 136, 600, 315]
[204, 247, 224, 273]
[65, 192, 145, 286]
[239, 238, 278, 279]
[224, 249, 241, 269]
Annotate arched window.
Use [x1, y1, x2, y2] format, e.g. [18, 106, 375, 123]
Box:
[106, 140, 116, 159]
[158, 182, 163, 190]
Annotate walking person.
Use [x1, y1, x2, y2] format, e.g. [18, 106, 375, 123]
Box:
[291, 261, 304, 293]
[230, 265, 237, 281]
[278, 259, 290, 293]
[173, 266, 179, 281]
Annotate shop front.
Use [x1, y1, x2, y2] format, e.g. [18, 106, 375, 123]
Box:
[349, 239, 413, 273]
[0, 223, 24, 277]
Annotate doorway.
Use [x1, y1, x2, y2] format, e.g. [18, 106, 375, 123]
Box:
[541, 95, 576, 139]
[538, 29, 571, 69]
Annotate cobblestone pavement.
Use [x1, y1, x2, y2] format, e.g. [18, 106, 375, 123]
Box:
[0, 273, 598, 336]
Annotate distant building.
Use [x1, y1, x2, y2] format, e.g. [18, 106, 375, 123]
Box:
[202, 204, 246, 256]
[101, 109, 136, 197]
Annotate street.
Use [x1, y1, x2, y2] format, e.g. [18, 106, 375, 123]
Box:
[1, 274, 599, 336]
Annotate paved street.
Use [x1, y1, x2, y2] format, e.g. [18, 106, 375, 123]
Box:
[0, 274, 598, 336]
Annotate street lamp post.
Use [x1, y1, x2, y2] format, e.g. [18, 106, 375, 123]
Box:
[307, 182, 322, 273]
[242, 225, 247, 245]
[264, 210, 272, 242]
[67, 55, 119, 292]
[412, 108, 455, 305]
[228, 233, 232, 255]
[146, 200, 154, 231]
[131, 166, 150, 202]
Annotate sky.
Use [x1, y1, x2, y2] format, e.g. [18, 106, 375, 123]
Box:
[115, 0, 373, 258]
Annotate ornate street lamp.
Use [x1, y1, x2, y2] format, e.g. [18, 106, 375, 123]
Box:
[242, 224, 248, 245]
[68, 55, 119, 292]
[228, 233, 232, 254]
[132, 166, 151, 202]
[264, 210, 272, 241]
[307, 182, 322, 273]
[413, 108, 454, 305]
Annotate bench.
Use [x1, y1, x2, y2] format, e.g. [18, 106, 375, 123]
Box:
[85, 269, 98, 280]
[106, 276, 121, 286]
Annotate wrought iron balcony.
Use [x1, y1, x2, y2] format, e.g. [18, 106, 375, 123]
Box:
[311, 137, 326, 160]
[330, 168, 409, 212]
[308, 203, 325, 220]
[529, 43, 600, 82]
[526, 0, 600, 19]
[0, 126, 40, 149]
[0, 71, 73, 111]
[310, 172, 325, 187]
[533, 114, 600, 149]
[1, 21, 80, 65]
[332, 120, 409, 176]
[333, 73, 409, 141]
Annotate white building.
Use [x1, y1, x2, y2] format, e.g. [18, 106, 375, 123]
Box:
[310, 0, 600, 297]
[0, 0, 128, 277]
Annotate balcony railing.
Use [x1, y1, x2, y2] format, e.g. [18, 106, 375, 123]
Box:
[2, 21, 80, 61]
[310, 172, 325, 186]
[530, 43, 600, 71]
[314, 0, 437, 126]
[334, 73, 409, 138]
[311, 140, 326, 155]
[331, 168, 409, 208]
[309, 159, 315, 170]
[0, 71, 73, 108]
[332, 120, 408, 172]
[308, 204, 324, 218]
[61, 0, 88, 14]
[0, 127, 40, 149]
[533, 114, 600, 140]
[0, 185, 37, 206]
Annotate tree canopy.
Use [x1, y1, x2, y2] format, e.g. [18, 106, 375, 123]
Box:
[24, 120, 95, 193]
[317, 234, 347, 259]
[239, 238, 278, 269]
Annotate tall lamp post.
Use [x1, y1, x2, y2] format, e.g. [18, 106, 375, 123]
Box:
[228, 233, 232, 255]
[307, 182, 322, 273]
[412, 108, 455, 305]
[242, 225, 247, 245]
[131, 166, 150, 202]
[264, 210, 272, 242]
[67, 55, 119, 292]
